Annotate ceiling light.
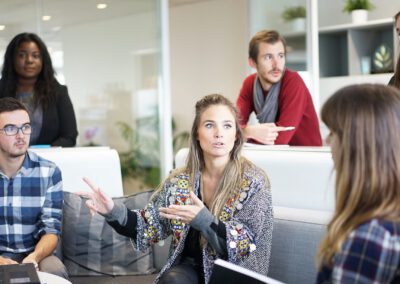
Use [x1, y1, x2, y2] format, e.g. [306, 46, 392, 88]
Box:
[97, 3, 107, 9]
[0, 25, 5, 31]
[42, 15, 51, 21]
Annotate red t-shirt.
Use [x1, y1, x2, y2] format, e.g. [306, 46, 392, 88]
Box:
[236, 70, 322, 146]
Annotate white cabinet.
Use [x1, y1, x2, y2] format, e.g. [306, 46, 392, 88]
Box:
[319, 18, 396, 77]
[318, 18, 396, 108]
[285, 18, 396, 78]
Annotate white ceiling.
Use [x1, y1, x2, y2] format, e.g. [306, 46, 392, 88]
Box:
[0, 0, 213, 43]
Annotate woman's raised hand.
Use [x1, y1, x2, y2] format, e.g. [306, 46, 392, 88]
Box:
[159, 191, 205, 224]
[77, 177, 115, 216]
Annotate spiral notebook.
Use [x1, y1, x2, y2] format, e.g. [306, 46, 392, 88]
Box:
[0, 263, 40, 284]
[209, 259, 285, 284]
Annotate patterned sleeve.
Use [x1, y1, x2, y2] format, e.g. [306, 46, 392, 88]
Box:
[38, 166, 63, 237]
[331, 220, 400, 283]
[221, 172, 273, 275]
[131, 180, 172, 252]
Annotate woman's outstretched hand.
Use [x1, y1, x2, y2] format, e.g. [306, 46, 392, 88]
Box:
[159, 191, 205, 224]
[76, 177, 115, 216]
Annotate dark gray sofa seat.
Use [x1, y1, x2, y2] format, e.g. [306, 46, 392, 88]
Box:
[268, 206, 331, 284]
[64, 196, 331, 284]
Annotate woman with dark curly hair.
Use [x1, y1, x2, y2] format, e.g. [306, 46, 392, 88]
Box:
[0, 32, 78, 147]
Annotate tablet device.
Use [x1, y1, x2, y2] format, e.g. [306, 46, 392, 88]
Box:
[0, 263, 40, 284]
[209, 259, 285, 284]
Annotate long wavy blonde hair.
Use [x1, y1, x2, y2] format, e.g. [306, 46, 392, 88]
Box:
[186, 94, 244, 216]
[318, 84, 400, 267]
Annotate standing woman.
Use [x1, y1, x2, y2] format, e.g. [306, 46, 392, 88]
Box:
[388, 11, 400, 89]
[317, 84, 400, 283]
[0, 32, 78, 147]
[80, 94, 273, 284]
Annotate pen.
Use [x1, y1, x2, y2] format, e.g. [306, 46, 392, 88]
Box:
[282, 126, 295, 131]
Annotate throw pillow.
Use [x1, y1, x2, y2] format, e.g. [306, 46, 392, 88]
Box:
[62, 191, 156, 276]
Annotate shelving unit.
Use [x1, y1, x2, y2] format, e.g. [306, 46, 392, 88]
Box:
[284, 18, 397, 77]
[317, 18, 396, 108]
[319, 18, 396, 77]
[282, 16, 396, 113]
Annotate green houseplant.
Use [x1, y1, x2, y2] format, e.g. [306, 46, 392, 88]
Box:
[282, 6, 306, 31]
[117, 120, 160, 189]
[343, 0, 375, 13]
[282, 6, 306, 22]
[343, 0, 374, 24]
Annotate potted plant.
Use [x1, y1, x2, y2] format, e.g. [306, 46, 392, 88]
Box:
[117, 117, 189, 194]
[343, 0, 375, 24]
[117, 119, 161, 194]
[282, 6, 306, 31]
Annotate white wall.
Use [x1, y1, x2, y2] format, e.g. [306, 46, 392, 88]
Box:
[169, 0, 248, 133]
[62, 12, 159, 149]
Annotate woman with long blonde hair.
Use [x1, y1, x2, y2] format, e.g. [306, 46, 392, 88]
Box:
[79, 94, 273, 284]
[317, 84, 400, 283]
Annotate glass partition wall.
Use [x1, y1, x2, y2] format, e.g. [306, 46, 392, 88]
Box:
[0, 0, 172, 194]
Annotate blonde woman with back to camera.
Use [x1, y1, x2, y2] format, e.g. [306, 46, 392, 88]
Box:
[316, 84, 400, 283]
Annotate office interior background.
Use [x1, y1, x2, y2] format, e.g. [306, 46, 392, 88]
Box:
[0, 0, 398, 191]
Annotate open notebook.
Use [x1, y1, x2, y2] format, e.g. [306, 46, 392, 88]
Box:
[0, 263, 40, 284]
[209, 259, 285, 284]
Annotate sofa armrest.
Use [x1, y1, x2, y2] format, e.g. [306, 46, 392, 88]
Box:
[268, 206, 331, 284]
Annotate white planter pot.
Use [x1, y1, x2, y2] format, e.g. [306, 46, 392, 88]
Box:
[292, 18, 306, 31]
[351, 9, 368, 24]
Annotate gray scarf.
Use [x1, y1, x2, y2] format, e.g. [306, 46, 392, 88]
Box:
[253, 75, 282, 123]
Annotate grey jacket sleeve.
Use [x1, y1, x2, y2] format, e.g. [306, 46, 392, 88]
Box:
[103, 202, 128, 225]
[190, 207, 228, 257]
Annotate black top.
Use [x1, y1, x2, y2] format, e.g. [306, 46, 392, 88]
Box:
[0, 80, 78, 147]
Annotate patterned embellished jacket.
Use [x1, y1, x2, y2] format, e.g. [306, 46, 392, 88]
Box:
[132, 158, 273, 283]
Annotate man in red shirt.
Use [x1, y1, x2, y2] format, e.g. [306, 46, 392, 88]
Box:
[237, 30, 322, 146]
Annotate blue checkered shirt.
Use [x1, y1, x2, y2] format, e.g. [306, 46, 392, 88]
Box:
[317, 219, 400, 283]
[0, 150, 63, 253]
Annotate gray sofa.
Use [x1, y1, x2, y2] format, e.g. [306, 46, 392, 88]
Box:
[61, 190, 168, 284]
[62, 192, 330, 284]
[269, 206, 330, 284]
[41, 146, 333, 283]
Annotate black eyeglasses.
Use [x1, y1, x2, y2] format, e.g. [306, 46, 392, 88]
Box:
[0, 124, 32, 136]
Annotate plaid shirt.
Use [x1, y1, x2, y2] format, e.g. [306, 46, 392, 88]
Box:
[317, 219, 400, 284]
[0, 150, 63, 253]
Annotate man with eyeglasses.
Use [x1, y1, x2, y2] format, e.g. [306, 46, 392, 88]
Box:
[236, 30, 322, 146]
[0, 97, 68, 279]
